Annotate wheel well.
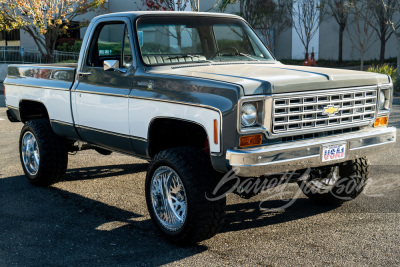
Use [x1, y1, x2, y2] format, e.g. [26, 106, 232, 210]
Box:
[148, 118, 209, 158]
[19, 100, 49, 123]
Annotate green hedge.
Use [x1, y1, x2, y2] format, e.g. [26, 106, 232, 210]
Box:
[367, 64, 399, 91]
[280, 58, 397, 68]
[57, 40, 83, 53]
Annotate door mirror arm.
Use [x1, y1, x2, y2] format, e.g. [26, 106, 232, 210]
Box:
[115, 68, 128, 74]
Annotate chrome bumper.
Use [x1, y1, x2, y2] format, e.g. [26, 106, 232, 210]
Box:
[226, 127, 397, 177]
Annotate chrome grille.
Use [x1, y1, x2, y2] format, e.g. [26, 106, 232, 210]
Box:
[272, 87, 377, 135]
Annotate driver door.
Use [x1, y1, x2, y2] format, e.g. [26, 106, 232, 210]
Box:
[73, 17, 135, 153]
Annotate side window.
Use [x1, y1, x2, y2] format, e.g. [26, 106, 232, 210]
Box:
[87, 22, 133, 68]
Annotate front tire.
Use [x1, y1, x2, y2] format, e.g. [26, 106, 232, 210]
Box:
[299, 158, 369, 205]
[145, 147, 226, 245]
[19, 119, 68, 186]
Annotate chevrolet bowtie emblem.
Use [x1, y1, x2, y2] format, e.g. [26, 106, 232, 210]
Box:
[323, 105, 339, 116]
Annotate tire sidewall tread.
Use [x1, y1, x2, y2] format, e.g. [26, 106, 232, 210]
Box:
[299, 157, 370, 205]
[145, 147, 226, 245]
[19, 119, 68, 186]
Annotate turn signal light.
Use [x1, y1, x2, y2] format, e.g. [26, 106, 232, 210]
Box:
[239, 134, 262, 148]
[374, 116, 388, 127]
[214, 119, 218, 145]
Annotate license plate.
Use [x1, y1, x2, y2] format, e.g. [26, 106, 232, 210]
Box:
[322, 143, 347, 162]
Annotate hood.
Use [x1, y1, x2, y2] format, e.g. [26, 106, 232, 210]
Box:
[147, 62, 391, 95]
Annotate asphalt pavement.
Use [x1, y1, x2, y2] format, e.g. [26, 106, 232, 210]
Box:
[1, 89, 400, 266]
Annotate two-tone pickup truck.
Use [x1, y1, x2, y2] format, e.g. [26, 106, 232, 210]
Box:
[4, 11, 396, 244]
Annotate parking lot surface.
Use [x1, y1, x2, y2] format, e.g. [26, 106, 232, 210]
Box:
[1, 87, 400, 266]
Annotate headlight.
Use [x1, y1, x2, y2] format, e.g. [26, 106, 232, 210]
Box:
[379, 91, 386, 110]
[241, 103, 257, 127]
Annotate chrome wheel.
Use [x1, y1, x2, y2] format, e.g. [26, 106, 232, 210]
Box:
[151, 166, 187, 231]
[21, 131, 40, 176]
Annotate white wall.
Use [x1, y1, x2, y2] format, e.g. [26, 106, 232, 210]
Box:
[19, 30, 39, 51]
[319, 15, 399, 61]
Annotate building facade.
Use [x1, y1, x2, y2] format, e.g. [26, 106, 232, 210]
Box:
[0, 0, 398, 62]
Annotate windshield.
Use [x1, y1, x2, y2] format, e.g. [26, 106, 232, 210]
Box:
[136, 16, 274, 66]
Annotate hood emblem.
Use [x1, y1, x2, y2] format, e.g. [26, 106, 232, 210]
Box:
[323, 105, 340, 116]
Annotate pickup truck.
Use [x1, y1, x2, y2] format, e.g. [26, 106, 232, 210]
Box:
[4, 11, 397, 244]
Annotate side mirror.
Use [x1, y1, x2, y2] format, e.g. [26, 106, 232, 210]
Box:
[104, 60, 119, 71]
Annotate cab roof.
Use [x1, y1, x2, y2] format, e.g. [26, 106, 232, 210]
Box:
[94, 11, 242, 20]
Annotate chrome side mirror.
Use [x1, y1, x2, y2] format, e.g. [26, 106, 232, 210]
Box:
[104, 60, 119, 71]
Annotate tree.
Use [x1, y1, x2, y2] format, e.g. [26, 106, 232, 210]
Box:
[219, 0, 291, 53]
[256, 0, 292, 53]
[0, 0, 106, 63]
[141, 0, 221, 11]
[381, 0, 400, 81]
[323, 0, 350, 63]
[369, 0, 400, 64]
[292, 0, 326, 56]
[346, 0, 377, 71]
[219, 0, 261, 26]
[143, 0, 189, 11]
[140, 0, 221, 50]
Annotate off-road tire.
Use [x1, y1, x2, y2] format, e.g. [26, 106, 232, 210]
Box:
[145, 147, 226, 245]
[19, 119, 68, 186]
[299, 157, 369, 205]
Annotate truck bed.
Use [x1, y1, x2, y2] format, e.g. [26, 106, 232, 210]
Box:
[6, 64, 76, 88]
[4, 64, 77, 125]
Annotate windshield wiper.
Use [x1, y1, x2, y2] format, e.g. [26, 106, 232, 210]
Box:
[167, 54, 200, 60]
[231, 53, 259, 61]
[166, 54, 212, 63]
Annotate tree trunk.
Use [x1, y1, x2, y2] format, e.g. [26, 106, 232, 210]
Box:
[397, 38, 400, 86]
[176, 26, 182, 51]
[44, 45, 55, 63]
[44, 30, 58, 63]
[360, 52, 364, 71]
[380, 36, 386, 65]
[339, 25, 345, 63]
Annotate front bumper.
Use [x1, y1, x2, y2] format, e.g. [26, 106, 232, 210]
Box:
[226, 127, 397, 177]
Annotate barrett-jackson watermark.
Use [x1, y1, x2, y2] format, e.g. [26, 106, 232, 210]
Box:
[206, 166, 400, 212]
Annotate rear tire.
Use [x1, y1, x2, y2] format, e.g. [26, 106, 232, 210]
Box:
[299, 158, 369, 205]
[19, 119, 68, 186]
[145, 147, 226, 245]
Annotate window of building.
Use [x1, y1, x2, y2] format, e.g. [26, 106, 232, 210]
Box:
[0, 29, 21, 47]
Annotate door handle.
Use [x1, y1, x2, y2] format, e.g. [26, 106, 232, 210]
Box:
[78, 71, 92, 76]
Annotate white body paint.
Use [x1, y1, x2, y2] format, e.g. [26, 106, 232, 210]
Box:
[5, 84, 73, 124]
[6, 83, 221, 153]
[128, 97, 221, 153]
[74, 91, 130, 136]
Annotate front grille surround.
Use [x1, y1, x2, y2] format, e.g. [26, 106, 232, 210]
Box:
[268, 86, 378, 138]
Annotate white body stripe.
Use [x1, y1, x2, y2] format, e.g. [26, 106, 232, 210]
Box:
[128, 98, 221, 153]
[5, 84, 73, 124]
